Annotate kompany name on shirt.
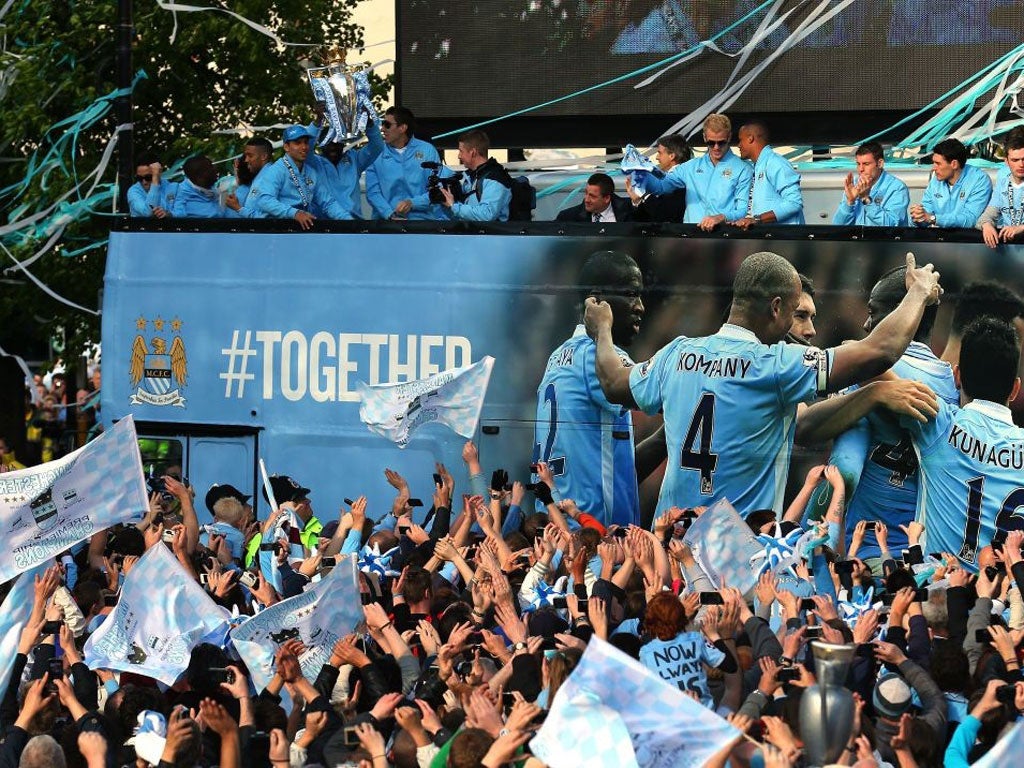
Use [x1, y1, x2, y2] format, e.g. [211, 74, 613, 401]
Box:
[676, 352, 752, 379]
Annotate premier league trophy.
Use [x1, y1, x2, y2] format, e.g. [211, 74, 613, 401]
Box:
[799, 641, 856, 766]
[306, 45, 373, 146]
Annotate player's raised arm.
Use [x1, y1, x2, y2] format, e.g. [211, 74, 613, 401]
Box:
[796, 378, 939, 446]
[584, 296, 638, 408]
[828, 253, 943, 392]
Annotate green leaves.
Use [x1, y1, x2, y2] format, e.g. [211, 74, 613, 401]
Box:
[0, 0, 378, 359]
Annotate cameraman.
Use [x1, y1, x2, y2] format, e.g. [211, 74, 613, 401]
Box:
[438, 130, 512, 222]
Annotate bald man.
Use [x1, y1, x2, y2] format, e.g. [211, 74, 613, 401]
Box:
[731, 122, 805, 228]
[585, 251, 941, 515]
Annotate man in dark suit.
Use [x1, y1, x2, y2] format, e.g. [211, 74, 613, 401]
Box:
[625, 134, 690, 222]
[555, 173, 634, 222]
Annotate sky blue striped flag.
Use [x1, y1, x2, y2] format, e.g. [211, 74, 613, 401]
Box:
[231, 555, 363, 690]
[84, 543, 231, 685]
[0, 416, 148, 582]
[682, 498, 762, 595]
[530, 637, 739, 768]
[358, 356, 494, 447]
[0, 563, 52, 700]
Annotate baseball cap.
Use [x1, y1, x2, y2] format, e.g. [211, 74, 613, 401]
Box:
[204, 483, 252, 515]
[261, 474, 311, 506]
[282, 125, 313, 142]
[873, 672, 912, 718]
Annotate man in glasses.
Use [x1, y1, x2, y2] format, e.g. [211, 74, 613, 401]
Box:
[127, 155, 175, 219]
[365, 106, 445, 221]
[731, 121, 805, 228]
[637, 114, 752, 230]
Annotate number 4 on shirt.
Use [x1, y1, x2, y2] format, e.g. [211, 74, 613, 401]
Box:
[681, 392, 718, 495]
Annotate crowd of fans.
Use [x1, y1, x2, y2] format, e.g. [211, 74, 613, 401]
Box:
[126, 110, 1024, 247]
[2, 364, 101, 470]
[3, 255, 1024, 767]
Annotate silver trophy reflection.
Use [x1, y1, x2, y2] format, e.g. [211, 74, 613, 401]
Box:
[306, 45, 372, 146]
[799, 641, 856, 766]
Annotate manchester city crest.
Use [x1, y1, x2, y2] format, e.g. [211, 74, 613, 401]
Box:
[129, 316, 187, 407]
[29, 487, 58, 532]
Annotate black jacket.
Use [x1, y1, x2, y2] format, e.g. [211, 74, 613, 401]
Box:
[632, 188, 686, 222]
[555, 195, 634, 222]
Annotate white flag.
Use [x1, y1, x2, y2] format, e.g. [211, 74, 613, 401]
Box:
[83, 543, 231, 685]
[357, 356, 494, 447]
[0, 416, 148, 582]
[971, 720, 1024, 767]
[682, 498, 763, 596]
[231, 555, 362, 690]
[530, 637, 739, 768]
[0, 563, 52, 698]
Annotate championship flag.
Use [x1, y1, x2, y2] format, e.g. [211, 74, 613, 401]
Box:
[231, 554, 362, 690]
[0, 416, 148, 582]
[84, 543, 231, 685]
[682, 498, 763, 596]
[357, 356, 494, 448]
[530, 637, 739, 768]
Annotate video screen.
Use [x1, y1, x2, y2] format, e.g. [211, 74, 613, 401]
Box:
[398, 1, 1024, 121]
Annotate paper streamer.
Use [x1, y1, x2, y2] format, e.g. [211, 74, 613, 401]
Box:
[431, 0, 779, 140]
[658, 0, 859, 140]
[155, 1, 317, 48]
[0, 242, 99, 316]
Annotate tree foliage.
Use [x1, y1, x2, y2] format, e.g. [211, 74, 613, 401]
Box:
[0, 0, 382, 365]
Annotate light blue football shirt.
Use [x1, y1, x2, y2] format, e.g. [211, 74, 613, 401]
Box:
[534, 325, 639, 527]
[629, 324, 831, 517]
[904, 399, 1024, 571]
[843, 343, 959, 559]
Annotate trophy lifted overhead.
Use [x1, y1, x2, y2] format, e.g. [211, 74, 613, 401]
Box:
[306, 45, 375, 147]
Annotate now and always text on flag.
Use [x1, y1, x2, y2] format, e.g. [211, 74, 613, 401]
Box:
[530, 636, 740, 768]
[83, 542, 232, 686]
[357, 356, 495, 447]
[0, 416, 148, 583]
[231, 554, 363, 690]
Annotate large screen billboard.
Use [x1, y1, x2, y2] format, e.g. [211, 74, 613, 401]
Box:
[397, 1, 1024, 145]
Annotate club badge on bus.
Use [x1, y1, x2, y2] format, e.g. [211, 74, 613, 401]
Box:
[129, 316, 188, 408]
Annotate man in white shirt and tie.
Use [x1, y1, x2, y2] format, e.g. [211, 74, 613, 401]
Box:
[556, 173, 634, 222]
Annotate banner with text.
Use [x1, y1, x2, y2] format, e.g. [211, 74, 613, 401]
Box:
[358, 356, 494, 447]
[0, 416, 147, 582]
[230, 555, 362, 690]
[84, 543, 231, 685]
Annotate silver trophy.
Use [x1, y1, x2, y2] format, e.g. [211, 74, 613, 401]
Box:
[306, 45, 372, 146]
[799, 641, 856, 766]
